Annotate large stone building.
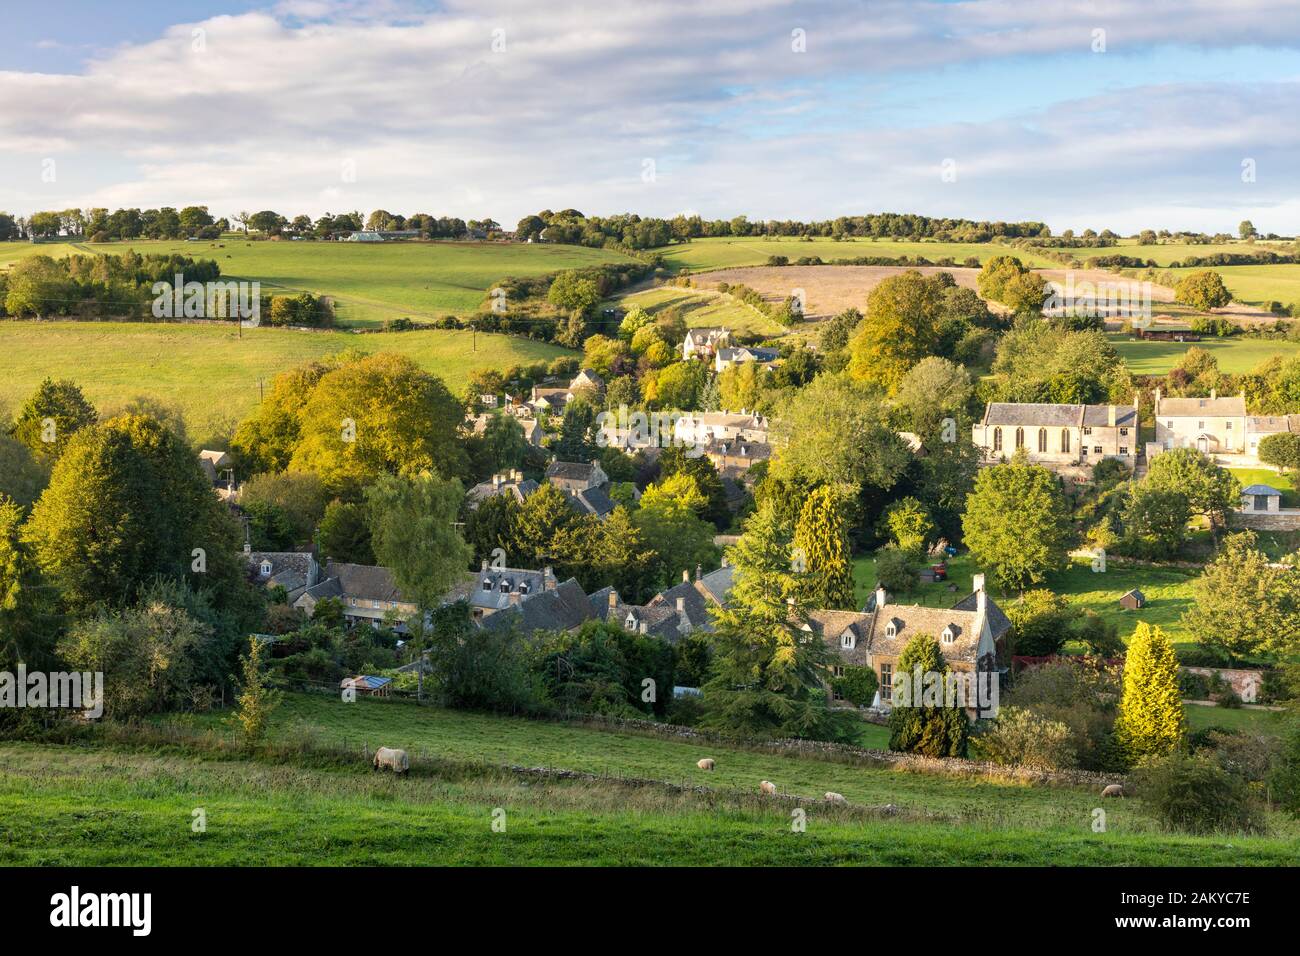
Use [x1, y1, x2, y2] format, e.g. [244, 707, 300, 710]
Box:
[1153, 388, 1247, 455]
[972, 400, 1139, 467]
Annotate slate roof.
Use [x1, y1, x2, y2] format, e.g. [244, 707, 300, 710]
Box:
[982, 403, 1136, 429]
[1242, 484, 1282, 496]
[572, 485, 615, 517]
[1121, 588, 1146, 602]
[466, 476, 539, 506]
[467, 566, 558, 611]
[649, 580, 716, 631]
[323, 561, 411, 604]
[546, 460, 600, 482]
[866, 604, 983, 664]
[696, 565, 736, 605]
[247, 551, 315, 595]
[1156, 395, 1247, 417]
[591, 589, 684, 640]
[478, 578, 593, 634]
[950, 591, 1013, 642]
[805, 610, 873, 666]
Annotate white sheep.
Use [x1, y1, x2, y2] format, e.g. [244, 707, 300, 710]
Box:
[1101, 783, 1124, 798]
[697, 758, 715, 771]
[373, 747, 409, 774]
[824, 792, 846, 803]
[760, 780, 776, 796]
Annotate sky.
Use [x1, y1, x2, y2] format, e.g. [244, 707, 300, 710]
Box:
[1, 0, 1298, 234]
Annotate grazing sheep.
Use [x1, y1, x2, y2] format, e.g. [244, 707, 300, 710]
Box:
[1101, 783, 1124, 798]
[824, 792, 846, 804]
[373, 747, 409, 775]
[760, 780, 777, 796]
[697, 758, 715, 771]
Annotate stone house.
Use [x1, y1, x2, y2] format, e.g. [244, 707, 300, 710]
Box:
[682, 327, 730, 362]
[295, 561, 419, 631]
[1153, 388, 1247, 455]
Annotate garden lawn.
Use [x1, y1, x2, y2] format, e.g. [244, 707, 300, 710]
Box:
[1108, 332, 1300, 375]
[1228, 468, 1300, 507]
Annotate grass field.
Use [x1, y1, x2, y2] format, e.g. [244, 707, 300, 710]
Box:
[1162, 264, 1300, 311]
[1108, 332, 1300, 375]
[0, 320, 569, 440]
[1037, 239, 1295, 269]
[3, 692, 1295, 865]
[0, 239, 635, 328]
[610, 285, 788, 336]
[653, 237, 1060, 271]
[853, 553, 1201, 649]
[1228, 468, 1299, 507]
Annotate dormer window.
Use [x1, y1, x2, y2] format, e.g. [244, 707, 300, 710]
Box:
[259, 561, 272, 577]
[624, 613, 638, 631]
[942, 626, 955, 644]
[481, 579, 492, 591]
[840, 631, 855, 650]
[499, 581, 510, 593]
[885, 620, 898, 639]
[519, 582, 530, 595]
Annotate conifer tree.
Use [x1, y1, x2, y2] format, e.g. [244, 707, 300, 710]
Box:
[1116, 622, 1185, 762]
[793, 485, 855, 610]
[887, 633, 970, 757]
[701, 503, 853, 741]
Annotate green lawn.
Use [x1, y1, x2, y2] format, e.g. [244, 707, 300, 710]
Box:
[1, 238, 635, 328]
[1162, 264, 1300, 311]
[610, 285, 788, 336]
[853, 553, 1201, 649]
[1037, 239, 1294, 269]
[653, 237, 1060, 272]
[0, 320, 569, 442]
[1185, 703, 1288, 735]
[1229, 468, 1299, 507]
[1108, 332, 1300, 375]
[3, 691, 1294, 865]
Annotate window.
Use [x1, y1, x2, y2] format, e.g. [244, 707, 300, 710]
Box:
[1080, 445, 1089, 456]
[1166, 420, 1174, 428]
[1037, 428, 1047, 453]
[481, 579, 492, 591]
[1119, 447, 1128, 455]
[831, 666, 844, 701]
[519, 582, 530, 595]
[259, 561, 272, 577]
[885, 620, 897, 638]
[941, 627, 954, 644]
[1061, 430, 1070, 453]
[841, 631, 854, 650]
[1083, 426, 1092, 436]
[1226, 421, 1233, 430]
[1119, 427, 1128, 436]
[1198, 421, 1205, 429]
[1094, 446, 1102, 454]
[499, 581, 510, 593]
[993, 427, 1002, 452]
[880, 664, 892, 702]
[1015, 427, 1024, 449]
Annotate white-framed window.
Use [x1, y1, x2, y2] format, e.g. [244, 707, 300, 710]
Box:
[885, 621, 897, 639]
[259, 561, 272, 577]
[941, 627, 954, 644]
[1120, 447, 1129, 455]
[840, 631, 855, 650]
[481, 579, 492, 591]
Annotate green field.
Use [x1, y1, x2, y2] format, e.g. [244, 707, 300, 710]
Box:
[1161, 264, 1300, 311]
[0, 320, 568, 441]
[611, 285, 788, 336]
[1108, 332, 1300, 375]
[1229, 468, 1299, 507]
[653, 237, 1060, 272]
[3, 692, 1295, 865]
[853, 553, 1200, 648]
[0, 239, 635, 328]
[1037, 239, 1294, 268]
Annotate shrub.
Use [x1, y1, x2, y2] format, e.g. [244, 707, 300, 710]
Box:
[1269, 718, 1300, 818]
[874, 544, 918, 593]
[972, 706, 1076, 770]
[1136, 753, 1263, 834]
[1008, 660, 1124, 772]
[832, 665, 878, 707]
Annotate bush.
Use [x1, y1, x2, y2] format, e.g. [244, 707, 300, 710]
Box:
[1006, 589, 1071, 657]
[1269, 718, 1300, 818]
[972, 706, 1076, 770]
[1178, 670, 1210, 699]
[1136, 753, 1263, 834]
[1008, 660, 1125, 772]
[832, 665, 878, 707]
[874, 544, 918, 593]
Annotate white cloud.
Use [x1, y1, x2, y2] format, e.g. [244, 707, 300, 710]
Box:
[0, 1, 1297, 232]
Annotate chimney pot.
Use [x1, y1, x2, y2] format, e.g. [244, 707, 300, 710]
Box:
[481, 559, 488, 571]
[1210, 387, 1217, 400]
[608, 590, 617, 609]
[682, 570, 690, 583]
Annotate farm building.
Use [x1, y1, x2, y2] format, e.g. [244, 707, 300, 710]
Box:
[1119, 589, 1146, 610]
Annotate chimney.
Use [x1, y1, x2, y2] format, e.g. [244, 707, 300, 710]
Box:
[1210, 387, 1217, 401]
[875, 585, 887, 610]
[481, 558, 489, 571]
[1107, 404, 1116, 427]
[608, 590, 617, 609]
[695, 564, 702, 581]
[543, 566, 553, 590]
[493, 474, 501, 489]
[1154, 386, 1162, 407]
[639, 620, 648, 635]
[973, 573, 986, 615]
[243, 541, 251, 554]
[682, 570, 690, 584]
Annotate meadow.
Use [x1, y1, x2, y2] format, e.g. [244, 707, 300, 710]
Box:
[1035, 239, 1294, 268]
[1, 238, 635, 328]
[0, 320, 567, 441]
[1107, 332, 1300, 375]
[2, 692, 1295, 865]
[653, 237, 1061, 271]
[609, 284, 788, 336]
[1161, 264, 1300, 311]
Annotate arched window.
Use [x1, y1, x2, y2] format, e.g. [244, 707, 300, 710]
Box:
[1015, 427, 1025, 449]
[993, 427, 1002, 452]
[1037, 428, 1047, 453]
[1061, 429, 1071, 453]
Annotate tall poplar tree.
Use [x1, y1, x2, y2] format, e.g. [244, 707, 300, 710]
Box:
[793, 485, 855, 610]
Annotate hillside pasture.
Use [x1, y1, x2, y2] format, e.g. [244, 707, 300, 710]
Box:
[0, 320, 569, 441]
[654, 237, 1061, 271]
[0, 238, 636, 328]
[610, 284, 788, 336]
[1108, 332, 1300, 375]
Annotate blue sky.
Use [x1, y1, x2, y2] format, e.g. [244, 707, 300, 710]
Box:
[2, 0, 1298, 233]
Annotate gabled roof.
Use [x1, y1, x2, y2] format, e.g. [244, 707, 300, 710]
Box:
[950, 591, 1013, 641]
[1242, 484, 1282, 496]
[572, 485, 615, 517]
[479, 578, 593, 634]
[696, 565, 735, 605]
[323, 561, 410, 604]
[546, 460, 600, 482]
[1120, 588, 1146, 601]
[1156, 395, 1247, 417]
[649, 580, 715, 630]
[867, 604, 983, 663]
